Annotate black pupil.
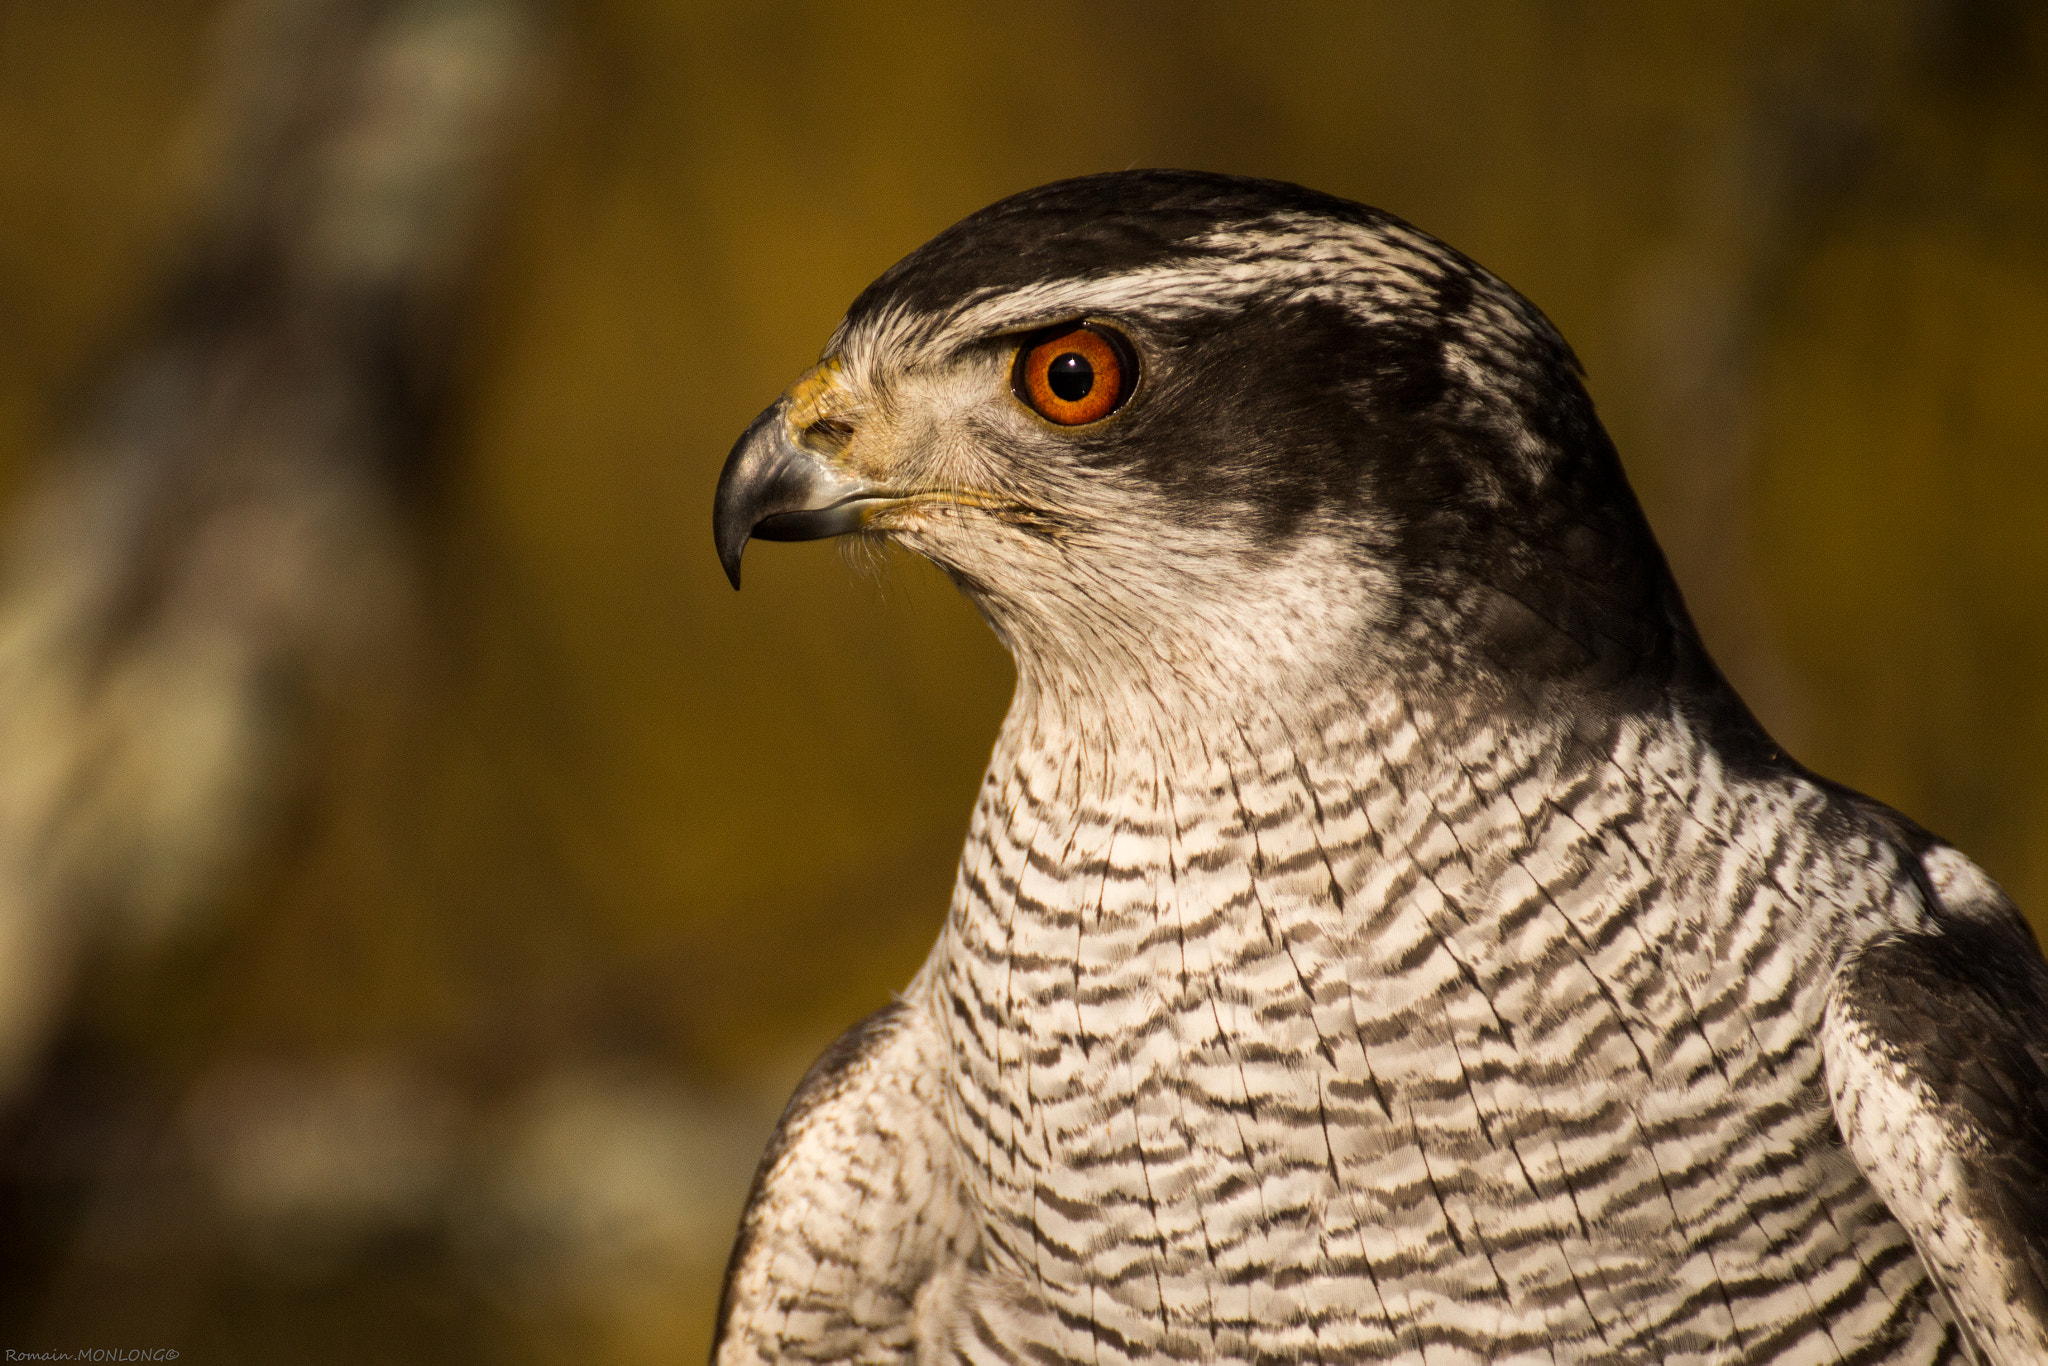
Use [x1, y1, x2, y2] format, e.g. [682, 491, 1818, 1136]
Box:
[1046, 351, 1094, 402]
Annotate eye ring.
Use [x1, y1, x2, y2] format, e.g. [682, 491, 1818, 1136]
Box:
[1013, 323, 1135, 426]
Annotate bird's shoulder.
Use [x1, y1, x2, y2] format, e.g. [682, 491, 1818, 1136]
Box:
[1819, 832, 2048, 1365]
[712, 998, 971, 1366]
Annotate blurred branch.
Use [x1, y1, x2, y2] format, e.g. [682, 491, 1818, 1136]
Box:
[0, 0, 539, 1097]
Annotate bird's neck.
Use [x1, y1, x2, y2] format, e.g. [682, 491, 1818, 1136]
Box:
[938, 665, 1622, 962]
[923, 663, 1893, 1012]
[980, 659, 1599, 845]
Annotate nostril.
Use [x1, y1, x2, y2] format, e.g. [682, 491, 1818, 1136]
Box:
[803, 416, 856, 451]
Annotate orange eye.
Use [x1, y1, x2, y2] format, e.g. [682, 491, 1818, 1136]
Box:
[1014, 325, 1132, 426]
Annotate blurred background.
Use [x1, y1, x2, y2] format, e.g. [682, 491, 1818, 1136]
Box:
[0, 0, 2041, 1360]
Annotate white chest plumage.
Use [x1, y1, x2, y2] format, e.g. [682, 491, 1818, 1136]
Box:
[914, 686, 1961, 1364]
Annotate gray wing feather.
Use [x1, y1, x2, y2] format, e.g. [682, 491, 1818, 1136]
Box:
[1822, 844, 2048, 1366]
[713, 1000, 973, 1366]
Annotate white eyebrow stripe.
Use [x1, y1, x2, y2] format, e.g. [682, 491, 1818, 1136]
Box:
[912, 214, 1487, 349]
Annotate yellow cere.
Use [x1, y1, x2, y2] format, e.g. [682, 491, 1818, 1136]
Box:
[786, 354, 849, 431]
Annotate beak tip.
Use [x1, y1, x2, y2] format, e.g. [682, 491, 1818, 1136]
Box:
[714, 516, 748, 589]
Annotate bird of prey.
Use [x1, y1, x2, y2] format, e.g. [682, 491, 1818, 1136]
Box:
[709, 171, 2048, 1366]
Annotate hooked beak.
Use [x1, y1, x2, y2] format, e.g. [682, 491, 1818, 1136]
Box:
[712, 401, 896, 588]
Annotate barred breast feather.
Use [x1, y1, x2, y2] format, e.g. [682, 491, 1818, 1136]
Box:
[718, 677, 1995, 1364]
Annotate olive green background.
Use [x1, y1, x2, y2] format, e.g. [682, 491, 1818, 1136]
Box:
[0, 2, 2043, 1361]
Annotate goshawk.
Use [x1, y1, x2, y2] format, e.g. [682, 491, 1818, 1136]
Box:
[710, 171, 2048, 1365]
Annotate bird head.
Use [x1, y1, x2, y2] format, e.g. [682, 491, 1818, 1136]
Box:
[716, 171, 1708, 726]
